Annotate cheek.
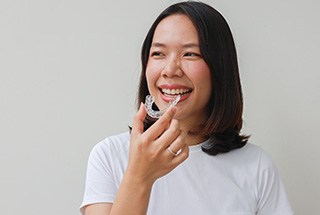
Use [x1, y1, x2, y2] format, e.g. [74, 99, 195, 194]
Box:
[187, 62, 211, 85]
[146, 63, 161, 92]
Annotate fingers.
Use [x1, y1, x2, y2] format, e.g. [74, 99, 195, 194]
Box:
[171, 144, 189, 166]
[141, 106, 177, 142]
[131, 103, 147, 137]
[165, 128, 187, 155]
[128, 103, 190, 183]
[155, 119, 181, 150]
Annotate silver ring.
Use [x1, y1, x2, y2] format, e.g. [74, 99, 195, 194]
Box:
[168, 146, 178, 156]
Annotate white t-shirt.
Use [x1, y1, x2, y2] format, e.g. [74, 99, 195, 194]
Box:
[80, 132, 293, 215]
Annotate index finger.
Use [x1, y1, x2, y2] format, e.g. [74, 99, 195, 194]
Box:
[142, 106, 177, 140]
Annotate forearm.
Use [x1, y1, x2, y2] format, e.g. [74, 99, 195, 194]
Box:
[109, 171, 154, 215]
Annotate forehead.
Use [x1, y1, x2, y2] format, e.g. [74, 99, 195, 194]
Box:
[152, 14, 199, 44]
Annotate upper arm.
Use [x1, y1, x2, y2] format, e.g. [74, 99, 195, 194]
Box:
[81, 142, 118, 213]
[83, 203, 113, 215]
[256, 150, 293, 215]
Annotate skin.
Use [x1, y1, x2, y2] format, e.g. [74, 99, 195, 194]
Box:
[84, 14, 211, 215]
[146, 14, 212, 146]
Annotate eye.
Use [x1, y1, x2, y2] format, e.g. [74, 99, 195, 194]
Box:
[150, 51, 164, 57]
[184, 52, 201, 57]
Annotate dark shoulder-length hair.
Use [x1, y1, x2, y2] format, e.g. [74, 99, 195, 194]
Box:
[136, 1, 249, 155]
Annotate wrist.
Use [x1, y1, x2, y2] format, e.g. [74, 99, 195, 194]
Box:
[123, 168, 155, 188]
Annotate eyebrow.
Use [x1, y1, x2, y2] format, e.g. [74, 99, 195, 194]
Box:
[151, 42, 199, 48]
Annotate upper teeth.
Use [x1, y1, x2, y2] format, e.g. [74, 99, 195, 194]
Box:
[162, 88, 191, 95]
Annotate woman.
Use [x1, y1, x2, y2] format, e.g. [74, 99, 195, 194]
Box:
[81, 1, 293, 214]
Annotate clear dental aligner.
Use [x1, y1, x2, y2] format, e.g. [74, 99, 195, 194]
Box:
[145, 94, 181, 119]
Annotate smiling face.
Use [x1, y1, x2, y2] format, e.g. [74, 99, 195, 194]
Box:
[146, 14, 212, 129]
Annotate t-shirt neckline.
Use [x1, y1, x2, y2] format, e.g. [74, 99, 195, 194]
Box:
[188, 138, 210, 153]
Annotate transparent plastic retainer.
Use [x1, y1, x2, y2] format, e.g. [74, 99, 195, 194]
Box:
[145, 95, 181, 119]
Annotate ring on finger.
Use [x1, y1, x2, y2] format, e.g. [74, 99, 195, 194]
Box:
[168, 146, 179, 156]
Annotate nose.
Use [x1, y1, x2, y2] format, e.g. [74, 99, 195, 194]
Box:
[161, 56, 183, 78]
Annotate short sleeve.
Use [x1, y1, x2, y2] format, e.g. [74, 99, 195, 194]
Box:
[80, 141, 117, 213]
[256, 150, 294, 215]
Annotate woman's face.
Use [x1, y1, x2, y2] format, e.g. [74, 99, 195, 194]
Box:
[146, 14, 212, 127]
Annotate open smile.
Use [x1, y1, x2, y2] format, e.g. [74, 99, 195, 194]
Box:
[161, 88, 192, 96]
[158, 85, 193, 103]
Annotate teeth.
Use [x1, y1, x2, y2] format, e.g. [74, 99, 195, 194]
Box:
[161, 88, 191, 95]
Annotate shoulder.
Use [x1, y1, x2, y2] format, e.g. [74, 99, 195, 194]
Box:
[225, 142, 273, 165]
[81, 132, 130, 211]
[89, 131, 130, 164]
[92, 132, 130, 152]
[237, 142, 266, 155]
[217, 143, 278, 178]
[241, 143, 277, 171]
[237, 144, 285, 195]
[241, 144, 294, 214]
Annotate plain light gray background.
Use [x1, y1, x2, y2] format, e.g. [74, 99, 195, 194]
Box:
[0, 0, 319, 214]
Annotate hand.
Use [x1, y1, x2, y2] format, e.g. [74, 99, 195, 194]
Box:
[126, 103, 189, 185]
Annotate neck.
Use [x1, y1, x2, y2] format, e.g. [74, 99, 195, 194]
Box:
[186, 134, 207, 146]
[178, 120, 207, 146]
